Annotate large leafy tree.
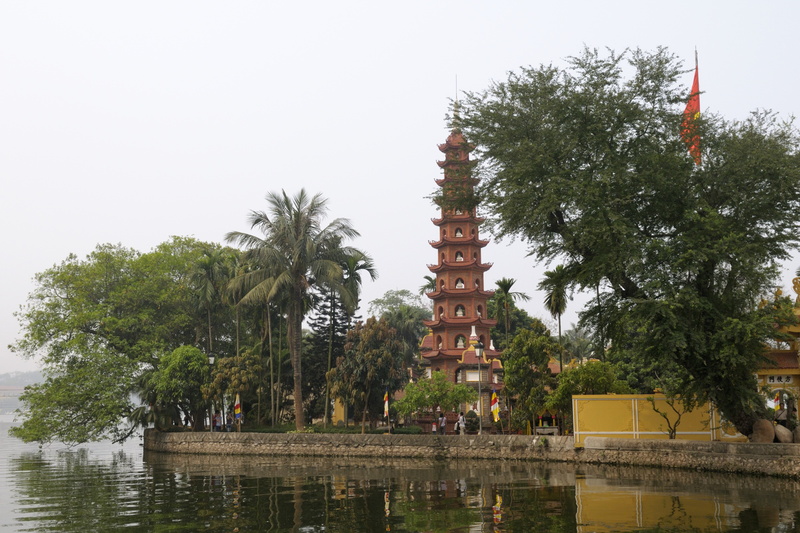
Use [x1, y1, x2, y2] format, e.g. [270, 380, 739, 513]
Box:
[546, 360, 633, 432]
[394, 370, 477, 418]
[327, 317, 406, 433]
[461, 47, 800, 435]
[226, 190, 360, 430]
[502, 319, 559, 431]
[10, 237, 214, 443]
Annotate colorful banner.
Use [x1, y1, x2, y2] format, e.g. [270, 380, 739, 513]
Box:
[491, 389, 500, 422]
[234, 393, 242, 420]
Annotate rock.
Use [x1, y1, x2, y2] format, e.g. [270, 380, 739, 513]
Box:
[794, 426, 800, 444]
[749, 419, 775, 443]
[775, 424, 793, 443]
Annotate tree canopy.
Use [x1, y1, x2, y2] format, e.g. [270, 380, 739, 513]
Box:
[460, 47, 800, 434]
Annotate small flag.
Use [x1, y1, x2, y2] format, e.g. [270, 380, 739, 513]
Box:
[774, 392, 781, 411]
[234, 393, 242, 420]
[681, 57, 701, 165]
[384, 390, 389, 419]
[491, 389, 500, 422]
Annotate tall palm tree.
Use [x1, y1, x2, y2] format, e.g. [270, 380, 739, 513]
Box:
[191, 246, 234, 354]
[494, 277, 530, 349]
[539, 265, 569, 372]
[322, 248, 377, 427]
[226, 190, 360, 431]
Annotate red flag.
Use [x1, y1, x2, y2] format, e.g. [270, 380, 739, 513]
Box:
[682, 64, 701, 165]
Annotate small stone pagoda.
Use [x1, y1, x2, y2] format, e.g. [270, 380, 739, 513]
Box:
[420, 127, 503, 425]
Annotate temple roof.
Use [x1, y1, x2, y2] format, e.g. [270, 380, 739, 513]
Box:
[428, 259, 492, 273]
[422, 316, 498, 328]
[425, 287, 495, 300]
[431, 215, 485, 226]
[429, 236, 489, 249]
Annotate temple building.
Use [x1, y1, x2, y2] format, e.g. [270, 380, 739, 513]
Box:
[419, 127, 504, 426]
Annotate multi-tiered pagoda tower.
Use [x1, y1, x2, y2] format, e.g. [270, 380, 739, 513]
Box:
[420, 128, 503, 425]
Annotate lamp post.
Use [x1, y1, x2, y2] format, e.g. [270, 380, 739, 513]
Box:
[208, 354, 215, 432]
[475, 341, 484, 435]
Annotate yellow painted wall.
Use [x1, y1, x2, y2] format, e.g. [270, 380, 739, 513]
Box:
[572, 394, 746, 447]
[575, 477, 746, 532]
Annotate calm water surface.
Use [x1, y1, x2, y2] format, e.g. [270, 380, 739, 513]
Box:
[2, 421, 800, 532]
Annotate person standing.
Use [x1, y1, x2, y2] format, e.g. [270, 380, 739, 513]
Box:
[457, 412, 466, 435]
[439, 414, 447, 435]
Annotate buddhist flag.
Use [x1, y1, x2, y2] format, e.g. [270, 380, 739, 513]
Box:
[774, 392, 782, 411]
[682, 57, 701, 165]
[234, 393, 242, 420]
[490, 389, 500, 422]
[384, 390, 389, 419]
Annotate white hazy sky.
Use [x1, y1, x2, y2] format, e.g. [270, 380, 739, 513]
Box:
[2, 2, 800, 373]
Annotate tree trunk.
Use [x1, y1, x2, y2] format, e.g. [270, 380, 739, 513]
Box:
[324, 292, 335, 428]
[289, 289, 305, 431]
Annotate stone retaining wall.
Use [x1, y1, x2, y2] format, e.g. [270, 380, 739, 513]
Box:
[144, 430, 800, 479]
[582, 436, 800, 478]
[143, 429, 573, 463]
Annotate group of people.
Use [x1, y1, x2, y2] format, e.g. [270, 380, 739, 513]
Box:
[432, 412, 468, 435]
[212, 410, 235, 432]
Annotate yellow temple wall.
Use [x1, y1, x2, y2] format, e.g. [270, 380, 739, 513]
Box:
[572, 394, 746, 447]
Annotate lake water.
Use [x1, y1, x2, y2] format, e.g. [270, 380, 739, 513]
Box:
[2, 421, 800, 532]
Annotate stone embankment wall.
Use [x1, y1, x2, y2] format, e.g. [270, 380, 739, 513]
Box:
[144, 430, 800, 479]
[582, 436, 800, 478]
[143, 429, 572, 462]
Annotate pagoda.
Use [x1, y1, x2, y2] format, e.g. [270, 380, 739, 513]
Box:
[420, 127, 503, 427]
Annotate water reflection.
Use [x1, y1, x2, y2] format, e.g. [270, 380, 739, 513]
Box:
[2, 431, 800, 532]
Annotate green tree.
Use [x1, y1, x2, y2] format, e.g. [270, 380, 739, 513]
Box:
[539, 265, 570, 371]
[9, 238, 216, 443]
[493, 277, 530, 349]
[461, 47, 800, 435]
[546, 360, 632, 432]
[380, 304, 430, 370]
[502, 319, 558, 431]
[327, 317, 406, 433]
[394, 370, 477, 418]
[320, 248, 377, 427]
[367, 289, 429, 318]
[226, 190, 361, 430]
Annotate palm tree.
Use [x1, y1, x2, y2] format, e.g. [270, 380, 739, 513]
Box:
[494, 277, 530, 349]
[226, 189, 360, 431]
[419, 275, 437, 296]
[322, 248, 378, 427]
[191, 246, 234, 354]
[539, 265, 569, 372]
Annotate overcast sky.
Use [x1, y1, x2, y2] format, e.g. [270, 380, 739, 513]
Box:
[2, 2, 799, 373]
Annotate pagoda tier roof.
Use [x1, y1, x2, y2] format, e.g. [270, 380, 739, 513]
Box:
[433, 174, 481, 187]
[431, 215, 486, 226]
[437, 131, 475, 152]
[425, 287, 495, 300]
[422, 316, 498, 328]
[427, 260, 493, 273]
[436, 160, 479, 171]
[428, 236, 489, 249]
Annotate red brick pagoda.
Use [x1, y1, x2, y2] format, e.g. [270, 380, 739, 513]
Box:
[420, 127, 503, 427]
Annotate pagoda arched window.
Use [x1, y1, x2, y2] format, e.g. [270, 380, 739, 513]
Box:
[455, 251, 464, 262]
[475, 278, 481, 288]
[472, 252, 478, 261]
[455, 227, 463, 237]
[436, 336, 443, 349]
[455, 278, 465, 289]
[439, 279, 445, 290]
[437, 306, 444, 318]
[455, 335, 466, 349]
[455, 209, 463, 215]
[455, 305, 466, 317]
[477, 305, 483, 317]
